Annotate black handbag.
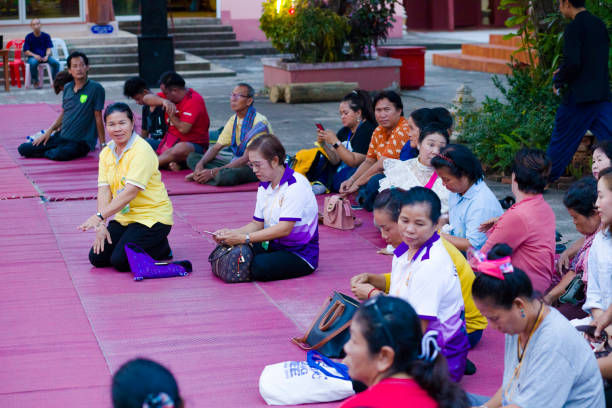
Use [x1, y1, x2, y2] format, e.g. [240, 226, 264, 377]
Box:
[292, 292, 360, 358]
[559, 272, 585, 305]
[208, 244, 254, 283]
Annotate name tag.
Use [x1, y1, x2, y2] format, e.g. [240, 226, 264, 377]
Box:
[80, 94, 88, 103]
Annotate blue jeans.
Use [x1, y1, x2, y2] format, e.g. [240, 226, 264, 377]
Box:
[547, 98, 612, 181]
[357, 174, 385, 212]
[146, 138, 206, 155]
[18, 133, 89, 161]
[27, 56, 60, 83]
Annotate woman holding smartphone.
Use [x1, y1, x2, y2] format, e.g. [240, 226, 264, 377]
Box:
[314, 89, 377, 193]
[213, 134, 319, 281]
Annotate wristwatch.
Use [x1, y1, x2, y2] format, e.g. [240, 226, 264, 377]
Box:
[96, 212, 104, 221]
[332, 142, 341, 149]
[245, 234, 250, 245]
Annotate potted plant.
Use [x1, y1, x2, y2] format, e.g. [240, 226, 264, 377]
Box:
[260, 0, 402, 91]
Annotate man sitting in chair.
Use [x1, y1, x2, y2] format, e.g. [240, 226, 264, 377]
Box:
[185, 83, 272, 186]
[23, 18, 60, 89]
[142, 71, 210, 171]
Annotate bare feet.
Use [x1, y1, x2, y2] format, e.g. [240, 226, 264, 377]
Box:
[168, 161, 182, 172]
[185, 172, 195, 182]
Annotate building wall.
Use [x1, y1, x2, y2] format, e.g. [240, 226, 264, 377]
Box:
[221, 0, 404, 42]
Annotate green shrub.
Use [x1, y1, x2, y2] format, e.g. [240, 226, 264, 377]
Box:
[459, 68, 561, 173]
[346, 0, 400, 59]
[260, 0, 350, 63]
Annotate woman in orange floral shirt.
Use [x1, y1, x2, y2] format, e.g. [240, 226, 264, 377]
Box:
[340, 91, 412, 211]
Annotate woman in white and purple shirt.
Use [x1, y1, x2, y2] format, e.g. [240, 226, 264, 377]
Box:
[214, 134, 319, 281]
[388, 186, 469, 382]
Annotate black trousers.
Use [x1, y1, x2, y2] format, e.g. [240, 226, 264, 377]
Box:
[251, 243, 314, 281]
[18, 134, 90, 161]
[89, 220, 172, 272]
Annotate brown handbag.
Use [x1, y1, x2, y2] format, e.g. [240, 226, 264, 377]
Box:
[292, 292, 360, 358]
[323, 195, 354, 230]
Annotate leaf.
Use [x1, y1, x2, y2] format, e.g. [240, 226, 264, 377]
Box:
[506, 15, 527, 27]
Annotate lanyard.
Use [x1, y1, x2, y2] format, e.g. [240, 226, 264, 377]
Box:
[345, 121, 363, 148]
[504, 302, 545, 402]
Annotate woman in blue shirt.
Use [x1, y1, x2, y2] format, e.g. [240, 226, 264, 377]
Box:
[431, 144, 503, 251]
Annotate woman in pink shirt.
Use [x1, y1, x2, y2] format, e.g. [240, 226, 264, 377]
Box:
[480, 148, 556, 295]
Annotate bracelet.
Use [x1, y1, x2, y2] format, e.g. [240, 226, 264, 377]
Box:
[367, 288, 378, 299]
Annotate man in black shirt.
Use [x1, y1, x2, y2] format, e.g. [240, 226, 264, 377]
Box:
[123, 77, 167, 140]
[547, 0, 612, 181]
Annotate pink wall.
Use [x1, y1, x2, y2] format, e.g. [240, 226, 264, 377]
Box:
[221, 0, 404, 42]
[220, 0, 267, 41]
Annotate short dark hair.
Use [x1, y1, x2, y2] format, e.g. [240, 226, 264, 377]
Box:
[431, 144, 484, 183]
[563, 176, 598, 217]
[430, 107, 453, 130]
[67, 51, 89, 68]
[112, 358, 183, 408]
[567, 0, 586, 8]
[472, 243, 535, 308]
[53, 70, 72, 94]
[342, 89, 375, 123]
[511, 148, 551, 194]
[373, 90, 403, 115]
[236, 82, 255, 98]
[373, 188, 406, 222]
[357, 296, 469, 408]
[593, 141, 612, 162]
[409, 108, 431, 131]
[104, 102, 134, 122]
[123, 76, 148, 98]
[159, 71, 185, 89]
[400, 186, 442, 224]
[245, 134, 286, 165]
[418, 124, 449, 145]
[410, 107, 453, 141]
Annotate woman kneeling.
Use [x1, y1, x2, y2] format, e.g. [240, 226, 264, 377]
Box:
[79, 103, 173, 271]
[214, 134, 319, 281]
[339, 295, 468, 408]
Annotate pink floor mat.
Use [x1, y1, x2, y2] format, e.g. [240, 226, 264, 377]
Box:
[44, 197, 338, 407]
[0, 146, 39, 199]
[161, 169, 260, 196]
[2, 190, 504, 407]
[0, 198, 110, 404]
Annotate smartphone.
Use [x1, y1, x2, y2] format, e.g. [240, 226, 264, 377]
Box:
[316, 123, 325, 131]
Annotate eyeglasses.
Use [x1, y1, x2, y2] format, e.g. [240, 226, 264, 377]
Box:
[230, 93, 250, 100]
[363, 296, 396, 350]
[247, 160, 265, 170]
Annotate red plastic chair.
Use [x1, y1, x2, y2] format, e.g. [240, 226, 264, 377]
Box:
[3, 40, 26, 88]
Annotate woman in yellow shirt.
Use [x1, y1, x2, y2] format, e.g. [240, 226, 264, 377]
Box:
[78, 102, 174, 271]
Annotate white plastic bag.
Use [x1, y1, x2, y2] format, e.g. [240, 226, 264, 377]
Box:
[259, 351, 355, 405]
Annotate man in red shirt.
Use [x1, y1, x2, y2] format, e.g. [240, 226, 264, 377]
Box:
[143, 71, 210, 170]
